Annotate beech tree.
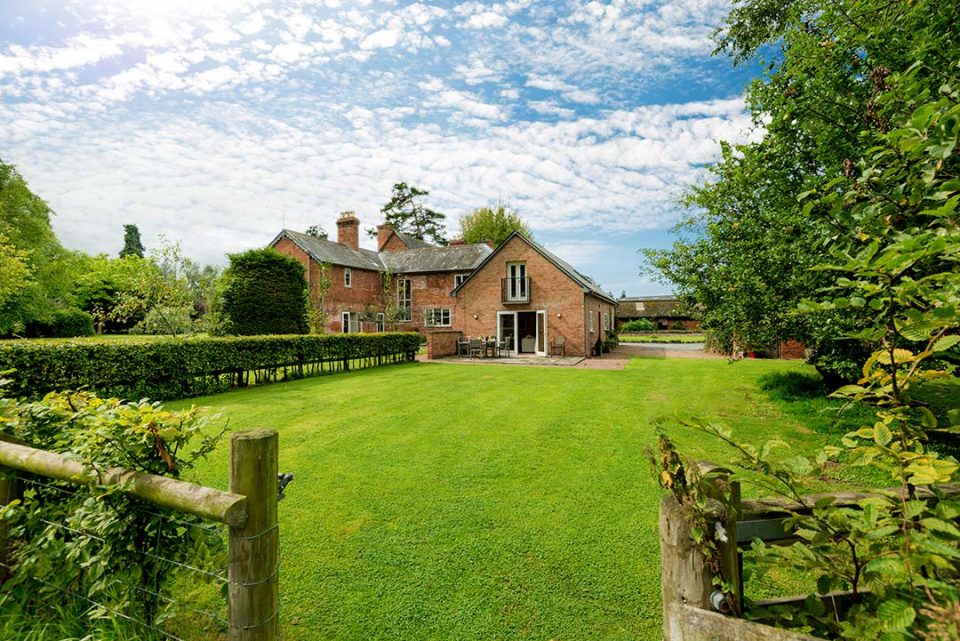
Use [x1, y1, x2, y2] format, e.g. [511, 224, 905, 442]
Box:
[459, 204, 531, 246]
[643, 0, 960, 383]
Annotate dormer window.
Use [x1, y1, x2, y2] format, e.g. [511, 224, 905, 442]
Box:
[344, 268, 352, 288]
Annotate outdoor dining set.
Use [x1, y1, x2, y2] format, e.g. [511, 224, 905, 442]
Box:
[456, 336, 511, 358]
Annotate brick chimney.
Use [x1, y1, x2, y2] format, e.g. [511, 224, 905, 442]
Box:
[377, 223, 394, 252]
[448, 237, 466, 246]
[336, 211, 360, 250]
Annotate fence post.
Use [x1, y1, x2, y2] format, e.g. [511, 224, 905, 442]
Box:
[660, 495, 713, 641]
[0, 434, 20, 583]
[229, 429, 279, 641]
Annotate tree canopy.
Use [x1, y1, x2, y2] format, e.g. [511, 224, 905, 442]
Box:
[642, 0, 960, 382]
[0, 158, 78, 335]
[375, 182, 447, 246]
[304, 224, 328, 240]
[119, 224, 145, 258]
[458, 204, 532, 247]
[220, 248, 307, 335]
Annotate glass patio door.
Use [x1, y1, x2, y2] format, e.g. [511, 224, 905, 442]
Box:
[535, 310, 547, 356]
[497, 312, 516, 352]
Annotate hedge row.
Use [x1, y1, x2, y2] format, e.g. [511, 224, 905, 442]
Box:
[0, 333, 421, 401]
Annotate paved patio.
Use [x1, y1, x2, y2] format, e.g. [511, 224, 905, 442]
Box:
[420, 353, 586, 367]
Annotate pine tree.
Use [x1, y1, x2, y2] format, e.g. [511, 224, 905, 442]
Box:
[119, 224, 145, 258]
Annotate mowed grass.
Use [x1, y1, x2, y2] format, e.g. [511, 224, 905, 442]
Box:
[166, 358, 875, 641]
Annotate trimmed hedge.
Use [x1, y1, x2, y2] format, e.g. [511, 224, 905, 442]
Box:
[24, 309, 95, 338]
[0, 333, 421, 401]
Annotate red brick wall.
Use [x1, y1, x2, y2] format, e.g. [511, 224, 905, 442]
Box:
[273, 237, 382, 333]
[425, 329, 461, 359]
[455, 236, 605, 357]
[584, 295, 618, 355]
[380, 233, 410, 253]
[391, 272, 461, 333]
[779, 339, 807, 360]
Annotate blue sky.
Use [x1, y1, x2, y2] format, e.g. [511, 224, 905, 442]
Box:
[0, 0, 761, 296]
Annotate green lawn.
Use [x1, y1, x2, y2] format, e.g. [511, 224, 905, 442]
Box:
[164, 358, 923, 641]
[618, 334, 706, 344]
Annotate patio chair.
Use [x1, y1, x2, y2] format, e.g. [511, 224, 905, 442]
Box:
[497, 335, 511, 357]
[469, 338, 483, 358]
[457, 336, 470, 357]
[549, 335, 566, 357]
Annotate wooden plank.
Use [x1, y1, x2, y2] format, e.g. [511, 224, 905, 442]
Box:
[660, 496, 714, 641]
[228, 429, 279, 641]
[740, 484, 960, 519]
[0, 439, 248, 527]
[736, 518, 795, 544]
[672, 603, 821, 641]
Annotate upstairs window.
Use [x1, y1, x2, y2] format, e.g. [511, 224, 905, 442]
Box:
[344, 268, 352, 288]
[397, 278, 412, 321]
[454, 273, 469, 288]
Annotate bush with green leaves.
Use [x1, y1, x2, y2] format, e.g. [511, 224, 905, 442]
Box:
[654, 65, 960, 640]
[0, 387, 225, 634]
[620, 319, 656, 333]
[220, 248, 308, 335]
[23, 308, 94, 338]
[0, 332, 422, 401]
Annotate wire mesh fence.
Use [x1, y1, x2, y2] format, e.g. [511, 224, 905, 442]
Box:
[1, 472, 231, 641]
[0, 429, 281, 641]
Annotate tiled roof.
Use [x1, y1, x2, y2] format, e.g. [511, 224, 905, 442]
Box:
[392, 230, 433, 249]
[271, 230, 491, 274]
[381, 244, 492, 273]
[274, 230, 382, 270]
[616, 297, 684, 318]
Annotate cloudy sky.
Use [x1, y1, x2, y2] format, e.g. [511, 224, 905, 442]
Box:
[0, 0, 760, 296]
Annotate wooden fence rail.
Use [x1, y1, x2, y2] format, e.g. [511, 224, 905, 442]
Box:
[0, 430, 279, 641]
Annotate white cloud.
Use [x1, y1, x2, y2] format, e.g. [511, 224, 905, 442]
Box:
[359, 28, 400, 50]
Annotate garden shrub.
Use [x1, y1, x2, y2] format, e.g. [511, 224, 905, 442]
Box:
[620, 319, 656, 332]
[23, 308, 94, 338]
[0, 387, 224, 634]
[220, 248, 308, 335]
[0, 332, 421, 401]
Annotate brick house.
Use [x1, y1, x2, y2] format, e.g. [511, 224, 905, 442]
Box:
[270, 213, 617, 357]
[452, 233, 618, 357]
[270, 212, 491, 334]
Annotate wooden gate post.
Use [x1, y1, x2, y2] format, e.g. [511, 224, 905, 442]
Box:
[0, 434, 21, 583]
[660, 495, 713, 641]
[229, 429, 279, 641]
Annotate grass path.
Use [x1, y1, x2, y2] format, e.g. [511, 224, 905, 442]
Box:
[169, 358, 862, 641]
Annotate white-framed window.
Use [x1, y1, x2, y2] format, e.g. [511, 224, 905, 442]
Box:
[423, 308, 451, 327]
[506, 262, 527, 301]
[341, 311, 351, 333]
[344, 267, 352, 288]
[603, 311, 609, 331]
[376, 313, 385, 333]
[454, 273, 469, 288]
[589, 312, 595, 334]
[397, 278, 412, 322]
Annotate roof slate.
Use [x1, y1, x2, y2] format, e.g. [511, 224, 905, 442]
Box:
[271, 229, 491, 274]
[381, 244, 492, 273]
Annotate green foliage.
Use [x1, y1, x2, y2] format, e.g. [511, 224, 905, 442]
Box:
[304, 224, 328, 239]
[132, 306, 194, 336]
[655, 67, 960, 638]
[112, 239, 196, 337]
[458, 203, 531, 246]
[221, 248, 308, 336]
[621, 319, 656, 332]
[119, 224, 145, 259]
[0, 158, 78, 336]
[0, 333, 422, 401]
[0, 388, 224, 633]
[643, 0, 960, 382]
[23, 308, 94, 338]
[373, 182, 447, 246]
